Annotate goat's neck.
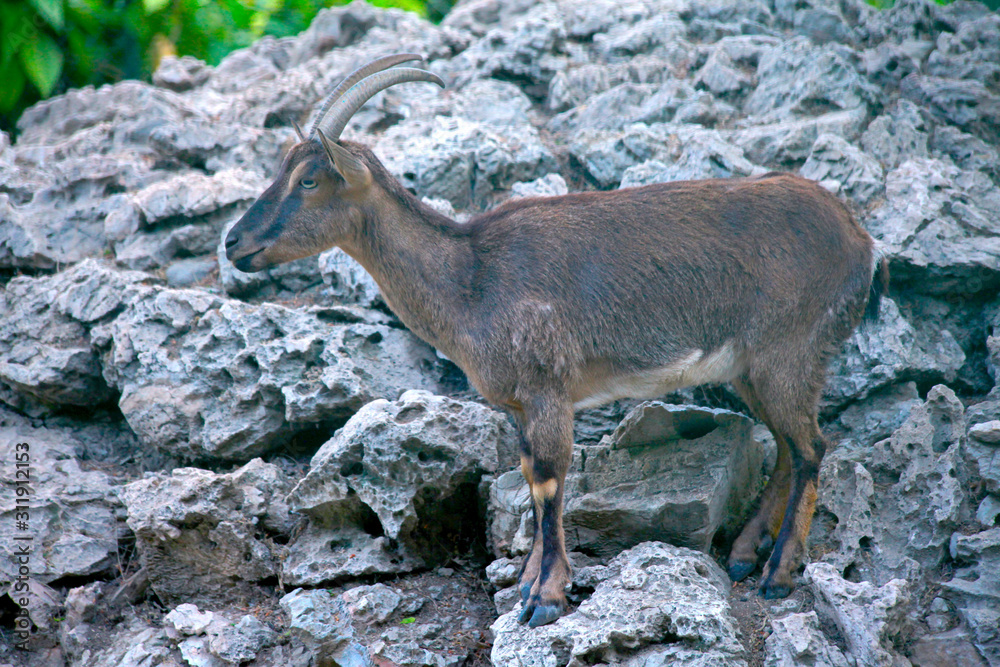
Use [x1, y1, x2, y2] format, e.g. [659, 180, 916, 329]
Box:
[343, 197, 472, 355]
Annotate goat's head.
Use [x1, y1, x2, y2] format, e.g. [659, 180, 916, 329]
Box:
[225, 54, 444, 272]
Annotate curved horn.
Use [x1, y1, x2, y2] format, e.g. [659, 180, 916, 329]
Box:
[317, 67, 445, 141]
[307, 54, 422, 138]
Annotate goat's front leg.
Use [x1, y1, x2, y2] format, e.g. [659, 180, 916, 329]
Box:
[514, 394, 573, 627]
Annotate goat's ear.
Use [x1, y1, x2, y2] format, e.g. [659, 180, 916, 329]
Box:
[317, 129, 371, 189]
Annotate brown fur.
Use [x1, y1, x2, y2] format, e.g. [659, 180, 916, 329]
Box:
[226, 140, 882, 623]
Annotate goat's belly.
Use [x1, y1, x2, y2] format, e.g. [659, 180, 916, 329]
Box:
[571, 342, 739, 411]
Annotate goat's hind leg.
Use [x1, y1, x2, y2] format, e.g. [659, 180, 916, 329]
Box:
[727, 376, 792, 582]
[514, 394, 573, 627]
[728, 368, 826, 598]
[758, 417, 824, 598]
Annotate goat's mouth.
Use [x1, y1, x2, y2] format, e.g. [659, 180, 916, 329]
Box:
[230, 247, 268, 273]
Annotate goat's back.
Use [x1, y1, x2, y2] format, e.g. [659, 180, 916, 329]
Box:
[462, 172, 875, 377]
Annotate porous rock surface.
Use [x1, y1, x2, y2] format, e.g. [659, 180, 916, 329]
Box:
[120, 458, 295, 606]
[1, 0, 1000, 664]
[283, 390, 516, 585]
[491, 542, 746, 666]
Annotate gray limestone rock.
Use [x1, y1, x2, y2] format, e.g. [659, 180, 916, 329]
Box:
[546, 56, 685, 114]
[695, 47, 753, 96]
[444, 2, 570, 96]
[925, 13, 1000, 85]
[928, 126, 999, 181]
[153, 55, 212, 91]
[281, 588, 373, 667]
[965, 418, 1000, 496]
[573, 122, 764, 188]
[861, 39, 933, 90]
[376, 115, 556, 210]
[165, 603, 218, 636]
[976, 495, 1000, 528]
[900, 74, 1000, 137]
[834, 381, 923, 445]
[566, 402, 763, 558]
[817, 386, 973, 585]
[909, 628, 989, 667]
[549, 79, 733, 134]
[860, 99, 929, 170]
[0, 260, 152, 415]
[317, 247, 381, 308]
[0, 424, 124, 586]
[824, 298, 965, 411]
[488, 469, 534, 558]
[745, 38, 878, 123]
[799, 133, 884, 205]
[342, 584, 402, 625]
[860, 0, 947, 45]
[867, 158, 1000, 296]
[619, 131, 765, 186]
[489, 402, 763, 560]
[730, 107, 870, 168]
[491, 542, 746, 666]
[119, 459, 294, 606]
[805, 562, 910, 667]
[213, 615, 277, 664]
[942, 528, 1000, 665]
[285, 391, 515, 583]
[99, 283, 439, 460]
[510, 173, 568, 200]
[485, 558, 519, 589]
[281, 517, 421, 587]
[129, 168, 263, 229]
[63, 582, 104, 629]
[165, 258, 217, 288]
[764, 611, 852, 667]
[73, 618, 176, 667]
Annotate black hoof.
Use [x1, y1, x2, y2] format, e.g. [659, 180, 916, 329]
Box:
[756, 534, 774, 556]
[527, 602, 565, 627]
[517, 602, 533, 625]
[758, 580, 793, 599]
[727, 560, 756, 582]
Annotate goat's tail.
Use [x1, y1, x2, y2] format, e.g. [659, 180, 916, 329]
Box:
[864, 246, 889, 325]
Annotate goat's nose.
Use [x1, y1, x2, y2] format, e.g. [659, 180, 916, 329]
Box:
[225, 232, 239, 249]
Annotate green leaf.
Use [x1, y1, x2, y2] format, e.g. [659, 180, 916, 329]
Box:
[66, 0, 106, 33]
[19, 32, 63, 97]
[0, 3, 32, 63]
[0, 65, 25, 113]
[143, 0, 171, 14]
[400, 617, 416, 624]
[29, 0, 64, 31]
[66, 31, 93, 80]
[369, 0, 426, 16]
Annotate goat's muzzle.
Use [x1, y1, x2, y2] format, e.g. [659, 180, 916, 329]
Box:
[225, 227, 268, 273]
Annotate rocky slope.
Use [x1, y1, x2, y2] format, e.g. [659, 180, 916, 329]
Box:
[1, 0, 999, 665]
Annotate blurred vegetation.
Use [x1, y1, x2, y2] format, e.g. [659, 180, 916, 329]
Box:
[0, 0, 455, 133]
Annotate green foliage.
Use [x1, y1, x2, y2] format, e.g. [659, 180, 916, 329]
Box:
[0, 0, 455, 133]
[866, 0, 1000, 8]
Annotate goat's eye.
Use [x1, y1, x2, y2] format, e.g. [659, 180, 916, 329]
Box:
[300, 178, 317, 189]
